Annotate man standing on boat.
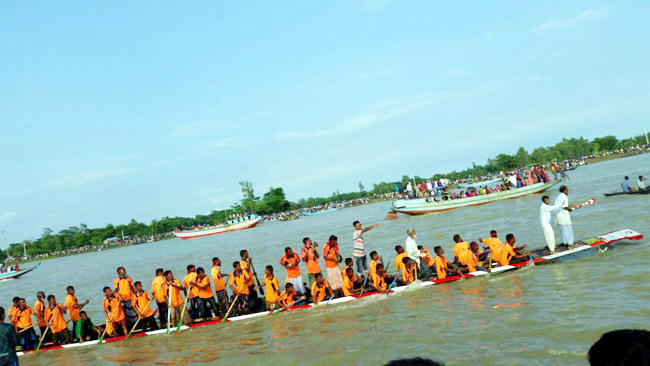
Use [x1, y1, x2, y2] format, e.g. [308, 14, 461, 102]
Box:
[554, 186, 574, 246]
[540, 195, 571, 253]
[404, 228, 420, 267]
[352, 221, 380, 275]
[323, 236, 343, 293]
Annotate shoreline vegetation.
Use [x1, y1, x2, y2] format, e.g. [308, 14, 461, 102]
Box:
[2, 133, 648, 266]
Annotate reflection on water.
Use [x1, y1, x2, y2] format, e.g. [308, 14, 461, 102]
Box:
[8, 153, 650, 366]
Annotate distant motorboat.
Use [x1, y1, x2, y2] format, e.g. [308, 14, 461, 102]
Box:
[173, 215, 261, 239]
[0, 262, 41, 281]
[302, 207, 341, 216]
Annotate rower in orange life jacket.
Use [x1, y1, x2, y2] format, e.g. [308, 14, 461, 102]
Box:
[452, 234, 471, 269]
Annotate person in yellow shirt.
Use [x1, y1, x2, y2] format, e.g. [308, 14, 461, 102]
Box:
[370, 264, 388, 293]
[34, 291, 50, 344]
[183, 265, 200, 320]
[499, 234, 533, 265]
[341, 258, 358, 283]
[64, 285, 89, 341]
[255, 265, 281, 310]
[368, 251, 384, 279]
[211, 257, 229, 317]
[394, 245, 407, 273]
[480, 230, 503, 265]
[114, 267, 137, 329]
[418, 245, 436, 273]
[433, 246, 461, 280]
[240, 250, 261, 311]
[193, 268, 220, 320]
[150, 268, 168, 329]
[102, 287, 127, 337]
[14, 298, 39, 350]
[132, 281, 159, 331]
[229, 262, 252, 315]
[162, 270, 191, 327]
[342, 267, 363, 297]
[401, 257, 416, 284]
[276, 283, 305, 308]
[452, 235, 470, 267]
[45, 294, 71, 345]
[310, 273, 335, 305]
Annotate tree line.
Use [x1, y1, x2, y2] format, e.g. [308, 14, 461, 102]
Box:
[2, 132, 646, 261]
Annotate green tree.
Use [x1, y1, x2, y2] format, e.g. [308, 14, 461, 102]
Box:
[592, 136, 618, 151]
[358, 182, 365, 193]
[515, 147, 530, 168]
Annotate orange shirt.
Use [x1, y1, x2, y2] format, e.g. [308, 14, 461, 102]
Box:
[211, 265, 226, 291]
[162, 279, 184, 308]
[34, 300, 47, 327]
[421, 249, 435, 267]
[132, 291, 154, 318]
[151, 275, 166, 303]
[264, 274, 280, 303]
[277, 290, 295, 307]
[239, 260, 255, 287]
[114, 277, 134, 301]
[302, 247, 322, 274]
[311, 280, 330, 302]
[453, 242, 470, 265]
[499, 243, 517, 266]
[229, 272, 250, 295]
[371, 272, 386, 292]
[482, 238, 503, 261]
[14, 307, 35, 330]
[401, 263, 415, 284]
[280, 252, 301, 279]
[183, 272, 200, 299]
[196, 275, 214, 299]
[323, 243, 339, 268]
[436, 256, 449, 279]
[342, 276, 355, 296]
[64, 294, 81, 322]
[341, 265, 358, 282]
[45, 304, 67, 334]
[369, 259, 378, 278]
[103, 296, 126, 322]
[395, 252, 407, 272]
[8, 306, 17, 325]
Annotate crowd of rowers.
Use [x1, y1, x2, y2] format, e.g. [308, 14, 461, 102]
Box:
[4, 220, 533, 352]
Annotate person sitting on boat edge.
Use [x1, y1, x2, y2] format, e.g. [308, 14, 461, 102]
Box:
[395, 245, 407, 273]
[368, 251, 384, 279]
[370, 263, 390, 293]
[621, 176, 634, 193]
[498, 234, 533, 265]
[467, 242, 488, 272]
[638, 175, 646, 190]
[75, 311, 101, 343]
[401, 257, 416, 284]
[342, 267, 364, 296]
[451, 235, 471, 270]
[433, 246, 461, 279]
[310, 273, 335, 305]
[418, 245, 436, 274]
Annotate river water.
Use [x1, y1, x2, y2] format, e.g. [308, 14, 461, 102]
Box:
[5, 153, 649, 366]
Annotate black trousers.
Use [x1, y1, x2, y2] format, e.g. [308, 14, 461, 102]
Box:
[200, 297, 220, 319]
[156, 301, 168, 328]
[141, 315, 159, 331]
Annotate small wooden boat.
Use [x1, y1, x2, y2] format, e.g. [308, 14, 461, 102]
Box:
[302, 207, 341, 216]
[0, 262, 41, 281]
[173, 215, 261, 239]
[604, 189, 650, 197]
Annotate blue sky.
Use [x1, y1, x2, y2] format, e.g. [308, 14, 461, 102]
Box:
[0, 1, 648, 245]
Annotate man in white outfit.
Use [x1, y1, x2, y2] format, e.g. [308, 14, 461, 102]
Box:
[554, 185, 574, 246]
[540, 195, 571, 253]
[404, 228, 420, 267]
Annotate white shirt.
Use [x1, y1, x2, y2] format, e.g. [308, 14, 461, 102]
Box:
[404, 236, 420, 265]
[554, 193, 572, 225]
[540, 202, 564, 226]
[639, 179, 646, 190]
[405, 183, 413, 192]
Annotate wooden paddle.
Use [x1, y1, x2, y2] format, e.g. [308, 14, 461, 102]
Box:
[272, 298, 306, 314]
[175, 285, 192, 333]
[222, 282, 246, 322]
[166, 279, 172, 334]
[249, 261, 264, 296]
[33, 307, 57, 356]
[125, 297, 155, 340]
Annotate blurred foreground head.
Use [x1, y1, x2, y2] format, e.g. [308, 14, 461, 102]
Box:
[589, 329, 650, 366]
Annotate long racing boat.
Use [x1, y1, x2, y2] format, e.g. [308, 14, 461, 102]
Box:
[18, 228, 642, 358]
[391, 179, 561, 215]
[0, 262, 40, 281]
[173, 215, 261, 239]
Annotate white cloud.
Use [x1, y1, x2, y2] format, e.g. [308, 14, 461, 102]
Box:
[46, 169, 129, 187]
[0, 212, 18, 224]
[171, 120, 240, 137]
[536, 8, 611, 31]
